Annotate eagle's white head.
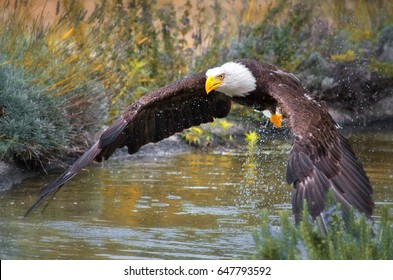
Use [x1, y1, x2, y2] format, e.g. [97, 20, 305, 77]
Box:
[205, 62, 257, 97]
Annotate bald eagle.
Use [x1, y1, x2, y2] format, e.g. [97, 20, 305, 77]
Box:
[25, 59, 374, 222]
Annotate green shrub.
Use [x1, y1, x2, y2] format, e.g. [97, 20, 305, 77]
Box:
[252, 206, 392, 260]
[0, 60, 69, 166]
[231, 1, 313, 70]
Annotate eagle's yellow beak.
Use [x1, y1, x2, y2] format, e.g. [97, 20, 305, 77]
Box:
[205, 75, 223, 94]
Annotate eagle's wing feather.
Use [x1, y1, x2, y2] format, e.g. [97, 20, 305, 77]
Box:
[268, 81, 373, 221]
[25, 73, 231, 216]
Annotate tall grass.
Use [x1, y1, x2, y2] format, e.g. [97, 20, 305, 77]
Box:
[0, 1, 106, 165]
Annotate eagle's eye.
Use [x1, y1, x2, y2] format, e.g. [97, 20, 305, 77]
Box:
[217, 74, 225, 80]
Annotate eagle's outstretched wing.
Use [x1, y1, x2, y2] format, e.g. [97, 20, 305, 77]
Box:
[25, 59, 374, 223]
[268, 81, 373, 222]
[25, 73, 231, 216]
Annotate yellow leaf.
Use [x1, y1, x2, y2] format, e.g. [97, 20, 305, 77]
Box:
[245, 0, 254, 23]
[245, 131, 259, 146]
[62, 28, 74, 40]
[48, 35, 53, 48]
[137, 37, 148, 44]
[219, 119, 233, 131]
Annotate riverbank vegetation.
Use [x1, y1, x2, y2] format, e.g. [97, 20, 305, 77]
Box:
[253, 206, 392, 259]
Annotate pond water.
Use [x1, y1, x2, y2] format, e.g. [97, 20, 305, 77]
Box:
[0, 131, 392, 259]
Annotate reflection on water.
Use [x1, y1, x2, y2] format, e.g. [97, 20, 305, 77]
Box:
[0, 131, 392, 259]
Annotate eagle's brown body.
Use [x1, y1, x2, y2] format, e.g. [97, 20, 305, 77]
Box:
[25, 59, 374, 222]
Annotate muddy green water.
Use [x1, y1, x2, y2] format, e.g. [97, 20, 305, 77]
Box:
[0, 131, 392, 259]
